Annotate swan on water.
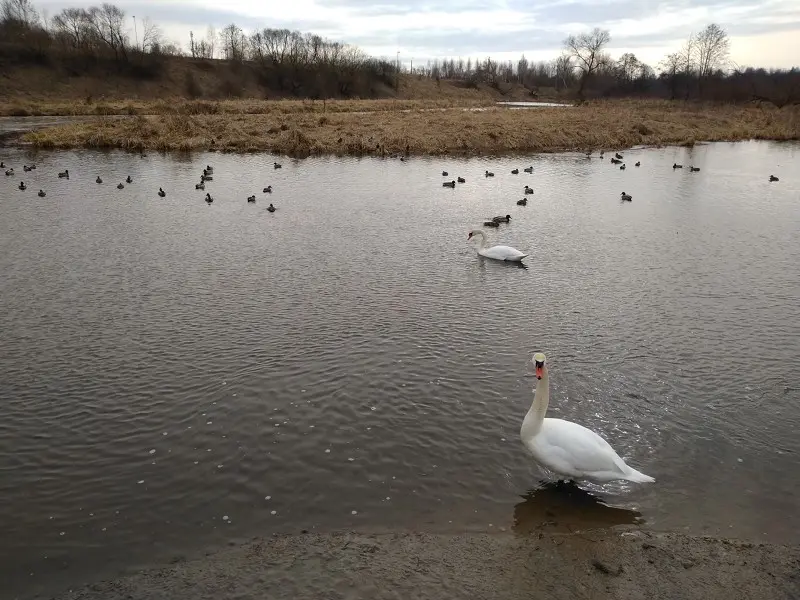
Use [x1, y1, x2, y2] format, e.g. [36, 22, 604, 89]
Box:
[520, 353, 654, 484]
[467, 229, 527, 262]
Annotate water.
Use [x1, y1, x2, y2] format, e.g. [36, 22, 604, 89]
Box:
[1, 141, 799, 598]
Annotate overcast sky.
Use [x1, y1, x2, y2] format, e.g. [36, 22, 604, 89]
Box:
[34, 0, 800, 69]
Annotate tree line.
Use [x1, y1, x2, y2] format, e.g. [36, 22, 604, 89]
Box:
[417, 25, 799, 106]
[1, 0, 797, 105]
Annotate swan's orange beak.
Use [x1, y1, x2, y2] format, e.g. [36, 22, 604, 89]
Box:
[535, 364, 543, 380]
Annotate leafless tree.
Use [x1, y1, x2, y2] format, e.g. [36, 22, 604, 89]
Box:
[564, 27, 611, 99]
[695, 23, 730, 79]
[206, 25, 216, 59]
[554, 53, 574, 90]
[659, 52, 682, 99]
[86, 3, 128, 61]
[140, 17, 163, 54]
[52, 7, 90, 52]
[0, 0, 39, 26]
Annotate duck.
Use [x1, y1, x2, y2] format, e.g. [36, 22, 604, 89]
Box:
[247, 195, 256, 203]
[483, 220, 500, 227]
[769, 175, 779, 182]
[485, 170, 495, 177]
[690, 166, 700, 172]
[263, 186, 272, 193]
[38, 189, 46, 197]
[202, 168, 212, 177]
[635, 161, 640, 167]
[96, 176, 103, 184]
[0, 161, 4, 168]
[158, 188, 166, 197]
[117, 183, 124, 189]
[4, 168, 13, 176]
[615, 152, 623, 159]
[205, 165, 214, 174]
[205, 193, 213, 203]
[467, 229, 527, 262]
[491, 214, 511, 223]
[524, 186, 534, 195]
[457, 177, 466, 183]
[442, 171, 449, 176]
[610, 157, 622, 164]
[267, 203, 276, 212]
[274, 162, 282, 169]
[620, 192, 632, 201]
[523, 166, 533, 173]
[195, 182, 205, 190]
[673, 163, 683, 169]
[201, 174, 213, 182]
[517, 198, 527, 206]
[511, 168, 519, 174]
[521, 353, 655, 483]
[23, 165, 33, 172]
[599, 150, 604, 159]
[620, 163, 626, 170]
[443, 180, 456, 188]
[126, 175, 133, 183]
[18, 181, 27, 190]
[58, 169, 69, 178]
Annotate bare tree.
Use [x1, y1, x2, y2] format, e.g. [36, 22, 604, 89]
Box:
[564, 27, 611, 100]
[140, 16, 163, 53]
[206, 25, 216, 59]
[659, 52, 682, 99]
[0, 0, 39, 27]
[695, 23, 730, 80]
[52, 7, 90, 52]
[86, 3, 128, 62]
[554, 53, 574, 90]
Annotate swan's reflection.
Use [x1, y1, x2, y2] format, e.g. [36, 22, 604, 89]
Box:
[477, 256, 529, 270]
[512, 480, 643, 535]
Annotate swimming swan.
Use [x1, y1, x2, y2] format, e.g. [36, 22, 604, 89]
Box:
[467, 229, 527, 262]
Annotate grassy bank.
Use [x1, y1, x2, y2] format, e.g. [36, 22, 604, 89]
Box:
[40, 530, 800, 600]
[16, 99, 800, 156]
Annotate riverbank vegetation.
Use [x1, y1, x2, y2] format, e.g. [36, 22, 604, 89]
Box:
[22, 100, 800, 156]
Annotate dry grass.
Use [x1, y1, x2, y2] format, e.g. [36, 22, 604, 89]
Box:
[21, 100, 800, 156]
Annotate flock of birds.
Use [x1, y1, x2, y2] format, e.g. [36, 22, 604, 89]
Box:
[1, 160, 282, 213]
[442, 149, 782, 264]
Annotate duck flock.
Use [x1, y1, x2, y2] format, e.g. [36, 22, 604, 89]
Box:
[1, 160, 282, 213]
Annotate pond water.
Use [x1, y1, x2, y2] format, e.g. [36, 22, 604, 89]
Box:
[1, 141, 798, 599]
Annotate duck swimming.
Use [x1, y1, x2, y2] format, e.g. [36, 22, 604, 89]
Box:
[485, 170, 495, 177]
[96, 176, 103, 183]
[247, 195, 256, 202]
[126, 175, 133, 183]
[117, 183, 124, 189]
[263, 186, 272, 193]
[58, 169, 69, 178]
[511, 168, 519, 174]
[620, 192, 632, 201]
[205, 193, 213, 203]
[196, 182, 205, 190]
[443, 180, 456, 188]
[517, 198, 527, 206]
[769, 175, 779, 182]
[267, 203, 276, 212]
[158, 188, 166, 197]
[491, 214, 511, 223]
[457, 177, 466, 183]
[524, 186, 534, 195]
[38, 189, 46, 197]
[19, 181, 27, 190]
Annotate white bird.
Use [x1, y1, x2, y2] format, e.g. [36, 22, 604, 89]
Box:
[520, 353, 655, 484]
[467, 229, 528, 262]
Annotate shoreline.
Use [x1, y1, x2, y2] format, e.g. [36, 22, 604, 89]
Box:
[3, 99, 797, 157]
[42, 529, 800, 600]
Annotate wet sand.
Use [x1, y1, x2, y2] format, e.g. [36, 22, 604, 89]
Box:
[49, 530, 799, 600]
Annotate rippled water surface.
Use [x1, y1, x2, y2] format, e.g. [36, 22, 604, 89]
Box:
[1, 141, 799, 598]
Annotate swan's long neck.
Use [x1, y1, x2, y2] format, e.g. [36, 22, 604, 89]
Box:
[521, 368, 549, 439]
[472, 231, 488, 250]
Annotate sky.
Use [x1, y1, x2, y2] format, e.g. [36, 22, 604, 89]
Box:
[33, 0, 800, 70]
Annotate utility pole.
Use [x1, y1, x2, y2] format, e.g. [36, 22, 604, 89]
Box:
[396, 50, 400, 91]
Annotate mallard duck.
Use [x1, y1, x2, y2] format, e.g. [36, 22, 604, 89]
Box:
[615, 152, 623, 159]
[205, 193, 213, 203]
[524, 186, 534, 194]
[274, 162, 282, 169]
[442, 171, 448, 176]
[126, 175, 133, 183]
[483, 220, 500, 227]
[4, 168, 13, 176]
[38, 189, 46, 197]
[196, 182, 205, 190]
[769, 175, 779, 182]
[267, 203, 276, 212]
[18, 181, 26, 190]
[620, 163, 626, 170]
[201, 174, 213, 181]
[673, 163, 683, 169]
[523, 166, 533, 173]
[517, 198, 527, 206]
[635, 161, 641, 167]
[610, 157, 622, 164]
[690, 166, 700, 172]
[205, 165, 214, 174]
[96, 176, 103, 183]
[247, 195, 256, 202]
[511, 168, 519, 174]
[23, 165, 33, 172]
[158, 188, 166, 197]
[485, 170, 495, 177]
[620, 192, 632, 201]
[457, 177, 465, 183]
[491, 214, 511, 223]
[443, 180, 456, 188]
[58, 169, 69, 178]
[117, 183, 124, 189]
[263, 186, 272, 193]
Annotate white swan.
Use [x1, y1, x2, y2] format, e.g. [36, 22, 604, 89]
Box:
[520, 353, 655, 483]
[467, 229, 528, 262]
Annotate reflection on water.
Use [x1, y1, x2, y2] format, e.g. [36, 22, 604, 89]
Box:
[512, 481, 643, 535]
[0, 140, 799, 599]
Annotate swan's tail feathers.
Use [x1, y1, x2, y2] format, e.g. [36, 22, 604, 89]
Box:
[624, 466, 655, 483]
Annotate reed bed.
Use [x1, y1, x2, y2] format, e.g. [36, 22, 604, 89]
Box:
[21, 100, 799, 156]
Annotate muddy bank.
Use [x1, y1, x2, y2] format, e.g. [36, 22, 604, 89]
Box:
[46, 530, 799, 600]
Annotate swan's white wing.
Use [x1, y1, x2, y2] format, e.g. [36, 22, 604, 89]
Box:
[481, 245, 528, 261]
[534, 418, 629, 478]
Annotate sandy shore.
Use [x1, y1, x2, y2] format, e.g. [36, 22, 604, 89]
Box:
[46, 530, 799, 600]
